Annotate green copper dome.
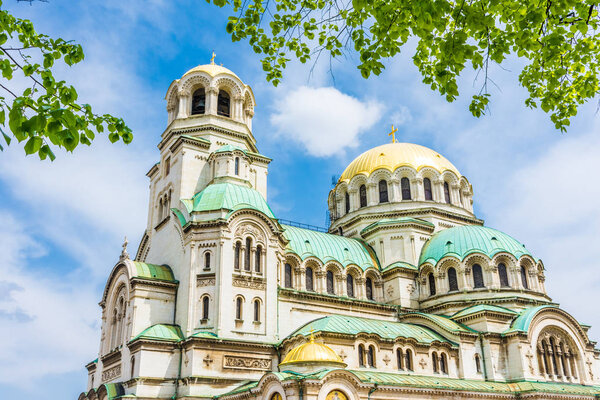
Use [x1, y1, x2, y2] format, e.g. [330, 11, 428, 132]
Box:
[419, 225, 532, 266]
[185, 182, 276, 218]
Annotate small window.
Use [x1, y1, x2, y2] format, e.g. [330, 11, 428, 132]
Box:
[244, 237, 252, 271]
[284, 263, 293, 288]
[448, 267, 458, 292]
[234, 157, 240, 176]
[405, 349, 413, 371]
[130, 355, 135, 378]
[432, 352, 439, 373]
[255, 245, 262, 273]
[306, 267, 314, 291]
[358, 344, 365, 367]
[234, 242, 241, 270]
[202, 296, 209, 320]
[365, 277, 373, 300]
[191, 88, 206, 115]
[326, 270, 335, 294]
[253, 299, 260, 322]
[498, 263, 509, 287]
[345, 192, 350, 214]
[359, 185, 367, 208]
[475, 354, 482, 373]
[396, 348, 404, 370]
[346, 274, 354, 298]
[428, 272, 436, 296]
[440, 353, 448, 374]
[472, 264, 485, 288]
[235, 297, 243, 320]
[217, 90, 230, 117]
[444, 181, 451, 204]
[401, 177, 411, 200]
[367, 345, 376, 367]
[424, 178, 433, 201]
[378, 180, 388, 203]
[521, 265, 529, 289]
[204, 252, 211, 270]
[164, 156, 171, 176]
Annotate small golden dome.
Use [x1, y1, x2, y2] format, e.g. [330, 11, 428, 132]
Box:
[339, 142, 461, 183]
[280, 334, 346, 367]
[183, 63, 240, 80]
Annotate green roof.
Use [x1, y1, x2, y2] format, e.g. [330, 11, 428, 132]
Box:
[181, 134, 210, 144]
[382, 261, 418, 272]
[184, 182, 276, 219]
[362, 218, 434, 235]
[419, 225, 532, 266]
[504, 305, 557, 334]
[401, 312, 475, 334]
[452, 304, 518, 320]
[131, 324, 184, 342]
[282, 225, 378, 270]
[289, 315, 454, 346]
[132, 262, 176, 282]
[190, 330, 219, 339]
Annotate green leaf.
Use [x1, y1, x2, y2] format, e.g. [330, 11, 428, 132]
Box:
[24, 136, 42, 155]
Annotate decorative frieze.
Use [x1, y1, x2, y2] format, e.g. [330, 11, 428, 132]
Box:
[223, 355, 271, 370]
[232, 277, 266, 290]
[197, 277, 216, 287]
[102, 364, 121, 382]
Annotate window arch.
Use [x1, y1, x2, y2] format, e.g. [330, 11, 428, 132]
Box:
[444, 181, 451, 204]
[367, 345, 376, 367]
[537, 330, 578, 380]
[201, 296, 210, 320]
[365, 277, 374, 300]
[346, 274, 354, 298]
[130, 355, 135, 378]
[359, 184, 367, 207]
[191, 88, 206, 115]
[475, 354, 482, 373]
[326, 270, 335, 294]
[378, 180, 389, 203]
[234, 242, 241, 270]
[244, 237, 252, 271]
[253, 299, 260, 322]
[344, 192, 350, 214]
[306, 266, 314, 291]
[424, 178, 433, 201]
[109, 290, 127, 352]
[235, 297, 243, 320]
[498, 263, 509, 287]
[217, 90, 230, 117]
[401, 177, 411, 200]
[234, 157, 240, 175]
[396, 348, 404, 370]
[358, 344, 365, 367]
[521, 265, 529, 289]
[284, 263, 293, 288]
[447, 267, 458, 291]
[432, 352, 439, 373]
[472, 264, 485, 288]
[204, 252, 211, 270]
[440, 353, 448, 374]
[428, 272, 436, 296]
[255, 245, 262, 273]
[405, 349, 413, 371]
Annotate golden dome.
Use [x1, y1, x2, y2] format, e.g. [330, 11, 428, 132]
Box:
[183, 63, 240, 80]
[279, 334, 346, 367]
[339, 142, 461, 183]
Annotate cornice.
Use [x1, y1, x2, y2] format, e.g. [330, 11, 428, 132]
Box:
[278, 287, 398, 313]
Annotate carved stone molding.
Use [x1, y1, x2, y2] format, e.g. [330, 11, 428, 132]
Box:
[223, 355, 271, 371]
[232, 277, 266, 290]
[102, 364, 121, 382]
[197, 277, 216, 287]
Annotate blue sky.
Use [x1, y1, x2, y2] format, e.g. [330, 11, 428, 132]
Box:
[0, 1, 599, 399]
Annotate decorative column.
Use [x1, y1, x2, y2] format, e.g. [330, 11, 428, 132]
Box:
[316, 270, 326, 293]
[374, 279, 384, 302]
[434, 179, 444, 202]
[461, 265, 472, 290]
[348, 188, 358, 212]
[413, 178, 424, 200]
[389, 178, 400, 202]
[367, 182, 378, 206]
[177, 91, 190, 119]
[233, 95, 244, 122]
[245, 107, 254, 130]
[336, 273, 346, 296]
[356, 278, 365, 299]
[451, 182, 461, 205]
[207, 87, 218, 114]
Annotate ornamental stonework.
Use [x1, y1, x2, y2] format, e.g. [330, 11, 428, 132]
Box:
[232, 277, 266, 290]
[101, 364, 121, 382]
[223, 355, 271, 370]
[197, 277, 216, 287]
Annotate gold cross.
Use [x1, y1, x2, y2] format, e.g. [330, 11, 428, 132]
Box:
[388, 124, 398, 143]
[210, 51, 216, 64]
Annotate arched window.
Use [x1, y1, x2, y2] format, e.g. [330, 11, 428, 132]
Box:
[405, 349, 413, 371]
[498, 263, 509, 287]
[284, 263, 293, 288]
[234, 157, 240, 175]
[401, 177, 411, 200]
[428, 272, 436, 296]
[440, 353, 448, 374]
[358, 344, 365, 367]
[424, 178, 433, 201]
[472, 264, 485, 288]
[191, 88, 206, 115]
[448, 267, 458, 292]
[520, 266, 529, 289]
[367, 345, 376, 367]
[475, 354, 482, 373]
[244, 237, 252, 271]
[396, 348, 404, 370]
[346, 274, 354, 298]
[326, 270, 335, 294]
[432, 352, 439, 373]
[217, 90, 230, 117]
[255, 245, 262, 273]
[130, 355, 135, 378]
[306, 267, 314, 291]
[234, 242, 241, 270]
[235, 297, 243, 320]
[344, 192, 350, 214]
[378, 180, 388, 203]
[253, 299, 260, 322]
[444, 181, 451, 204]
[204, 252, 211, 270]
[359, 184, 367, 207]
[202, 296, 209, 320]
[365, 277, 373, 300]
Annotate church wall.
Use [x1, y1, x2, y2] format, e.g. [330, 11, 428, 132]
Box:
[129, 286, 176, 338]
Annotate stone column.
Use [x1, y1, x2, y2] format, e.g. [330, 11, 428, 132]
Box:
[316, 270, 326, 293]
[245, 107, 254, 130]
[207, 87, 218, 115]
[177, 91, 190, 119]
[233, 95, 244, 122]
[389, 178, 400, 202]
[367, 182, 378, 206]
[295, 267, 305, 290]
[434, 179, 444, 202]
[336, 273, 346, 296]
[451, 182, 461, 205]
[348, 188, 358, 212]
[413, 178, 424, 201]
[356, 278, 365, 299]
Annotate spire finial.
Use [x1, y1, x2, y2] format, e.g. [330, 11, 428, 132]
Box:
[309, 327, 315, 343]
[210, 51, 216, 65]
[120, 236, 130, 260]
[388, 124, 398, 143]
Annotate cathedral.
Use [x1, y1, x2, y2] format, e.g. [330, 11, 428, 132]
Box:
[78, 60, 600, 400]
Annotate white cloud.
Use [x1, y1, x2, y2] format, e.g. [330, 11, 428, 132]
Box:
[391, 106, 413, 127]
[270, 86, 383, 157]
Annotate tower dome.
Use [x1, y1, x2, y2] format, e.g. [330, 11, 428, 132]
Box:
[339, 142, 461, 183]
[279, 333, 346, 372]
